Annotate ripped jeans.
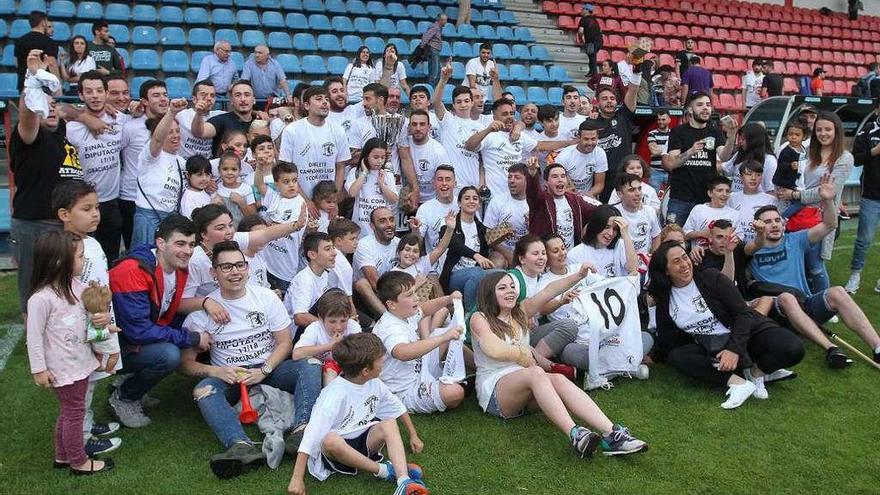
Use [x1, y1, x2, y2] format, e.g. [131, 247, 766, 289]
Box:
[193, 358, 321, 448]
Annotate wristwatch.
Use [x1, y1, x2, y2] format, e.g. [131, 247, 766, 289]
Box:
[260, 363, 273, 376]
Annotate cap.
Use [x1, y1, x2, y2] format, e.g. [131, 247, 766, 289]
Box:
[812, 67, 826, 76]
[584, 3, 594, 12]
[800, 104, 818, 114]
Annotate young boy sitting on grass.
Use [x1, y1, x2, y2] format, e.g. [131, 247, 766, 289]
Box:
[288, 333, 428, 495]
[293, 289, 362, 386]
[372, 272, 467, 415]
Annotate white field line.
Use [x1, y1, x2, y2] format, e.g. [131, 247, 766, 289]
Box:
[0, 325, 24, 373]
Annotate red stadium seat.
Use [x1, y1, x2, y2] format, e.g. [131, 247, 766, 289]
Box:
[604, 19, 621, 32]
[703, 56, 719, 71]
[558, 2, 574, 15]
[718, 57, 733, 71]
[556, 15, 576, 30]
[726, 74, 741, 89]
[832, 66, 846, 78]
[822, 79, 835, 94]
[783, 78, 798, 94]
[846, 66, 860, 79]
[597, 49, 610, 62]
[834, 80, 850, 94]
[719, 94, 736, 110]
[785, 62, 799, 75]
[658, 53, 675, 66]
[712, 74, 727, 89]
[732, 59, 747, 72]
[541, 1, 558, 14]
[734, 93, 744, 111]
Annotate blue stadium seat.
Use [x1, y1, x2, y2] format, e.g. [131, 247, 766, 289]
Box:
[130, 77, 151, 97]
[212, 0, 233, 6]
[496, 63, 508, 80]
[511, 44, 532, 61]
[160, 27, 185, 46]
[396, 20, 417, 36]
[211, 9, 235, 26]
[483, 10, 502, 24]
[131, 5, 157, 23]
[164, 0, 185, 4]
[159, 6, 183, 23]
[0, 73, 19, 98]
[505, 85, 526, 103]
[388, 37, 410, 55]
[347, 0, 367, 15]
[309, 14, 332, 31]
[548, 87, 562, 106]
[191, 50, 210, 71]
[500, 11, 517, 24]
[187, 0, 209, 6]
[387, 3, 406, 17]
[235, 0, 257, 7]
[116, 47, 128, 66]
[529, 65, 550, 82]
[17, 0, 46, 16]
[407, 4, 427, 19]
[508, 64, 528, 82]
[527, 87, 548, 105]
[492, 44, 512, 60]
[51, 22, 70, 42]
[230, 51, 244, 70]
[10, 20, 29, 39]
[476, 25, 495, 40]
[262, 12, 285, 28]
[445, 6, 460, 20]
[408, 38, 421, 56]
[419, 21, 434, 35]
[364, 36, 385, 55]
[452, 61, 465, 80]
[131, 49, 160, 71]
[104, 3, 130, 21]
[242, 30, 266, 48]
[0, 1, 11, 14]
[425, 6, 443, 19]
[317, 34, 340, 52]
[108, 24, 129, 43]
[293, 33, 316, 51]
[331, 17, 354, 33]
[341, 35, 362, 53]
[286, 13, 308, 30]
[259, 0, 281, 8]
[303, 0, 323, 12]
[365, 1, 388, 16]
[442, 84, 453, 104]
[458, 24, 479, 40]
[237, 10, 260, 27]
[184, 7, 209, 25]
[327, 55, 347, 74]
[439, 41, 451, 57]
[530, 45, 550, 62]
[301, 55, 327, 75]
[548, 65, 570, 83]
[48, 0, 76, 18]
[0, 21, 6, 40]
[325, 0, 346, 14]
[162, 50, 189, 72]
[277, 54, 300, 73]
[281, 0, 302, 10]
[132, 26, 159, 46]
[441, 23, 457, 39]
[353, 18, 375, 34]
[453, 41, 473, 58]
[514, 27, 534, 42]
[72, 23, 91, 39]
[214, 29, 241, 47]
[496, 26, 515, 41]
[376, 19, 396, 35]
[76, 1, 102, 19]
[268, 32, 292, 50]
[2, 45, 16, 67]
[188, 28, 214, 47]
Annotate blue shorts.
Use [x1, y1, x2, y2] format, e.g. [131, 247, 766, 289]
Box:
[486, 386, 525, 420]
[802, 289, 838, 324]
[320, 426, 383, 475]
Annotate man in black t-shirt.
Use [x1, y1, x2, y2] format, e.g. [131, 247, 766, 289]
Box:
[662, 92, 736, 226]
[191, 80, 259, 154]
[594, 78, 640, 203]
[14, 11, 59, 92]
[760, 60, 784, 98]
[675, 38, 697, 77]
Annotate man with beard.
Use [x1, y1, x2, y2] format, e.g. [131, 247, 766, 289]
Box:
[593, 72, 640, 203]
[662, 92, 736, 226]
[675, 38, 697, 77]
[433, 64, 483, 189]
[323, 76, 364, 134]
[558, 86, 587, 139]
[192, 80, 259, 155]
[67, 71, 128, 261]
[416, 166, 458, 268]
[408, 85, 440, 140]
[408, 110, 451, 204]
[176, 80, 223, 159]
[525, 160, 596, 249]
[89, 21, 124, 77]
[554, 119, 608, 198]
[484, 163, 530, 267]
[279, 86, 351, 202]
[519, 102, 540, 140]
[353, 207, 401, 318]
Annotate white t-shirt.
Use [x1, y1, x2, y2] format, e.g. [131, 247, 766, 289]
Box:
[160, 268, 177, 315]
[437, 113, 482, 188]
[331, 248, 354, 296]
[262, 188, 305, 225]
[537, 264, 602, 323]
[209, 157, 255, 184]
[343, 64, 374, 102]
[533, 131, 568, 168]
[729, 191, 777, 244]
[608, 182, 662, 212]
[483, 194, 529, 253]
[353, 234, 400, 282]
[346, 115, 409, 176]
[391, 255, 433, 277]
[554, 144, 608, 194]
[723, 154, 778, 193]
[180, 188, 213, 219]
[278, 118, 351, 199]
[558, 113, 587, 140]
[285, 267, 343, 317]
[416, 198, 457, 269]
[67, 113, 125, 202]
[176, 108, 223, 159]
[294, 319, 361, 361]
[134, 147, 185, 213]
[262, 227, 306, 282]
[619, 205, 661, 255]
[682, 204, 740, 245]
[246, 251, 271, 289]
[184, 232, 251, 297]
[454, 219, 480, 270]
[325, 104, 363, 135]
[409, 138, 452, 203]
[183, 286, 291, 366]
[478, 131, 538, 197]
[372, 310, 422, 394]
[464, 57, 496, 97]
[216, 181, 255, 205]
[370, 61, 407, 89]
[299, 377, 405, 481]
[670, 280, 730, 336]
[80, 236, 109, 287]
[67, 56, 96, 82]
[568, 241, 628, 277]
[345, 168, 399, 238]
[742, 71, 763, 108]
[554, 196, 575, 248]
[120, 115, 149, 201]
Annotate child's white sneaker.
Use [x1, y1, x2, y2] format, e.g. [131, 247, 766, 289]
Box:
[720, 380, 756, 410]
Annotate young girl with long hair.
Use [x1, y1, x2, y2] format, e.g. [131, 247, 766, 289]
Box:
[342, 46, 373, 102]
[568, 205, 639, 278]
[345, 138, 399, 237]
[60, 35, 96, 95]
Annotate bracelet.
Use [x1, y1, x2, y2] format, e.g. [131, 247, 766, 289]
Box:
[202, 297, 210, 310]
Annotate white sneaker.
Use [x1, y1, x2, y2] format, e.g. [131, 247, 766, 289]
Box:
[829, 315, 840, 324]
[845, 272, 861, 294]
[634, 364, 650, 380]
[720, 380, 756, 410]
[751, 375, 768, 400]
[875, 279, 880, 293]
[584, 374, 613, 391]
[764, 368, 797, 383]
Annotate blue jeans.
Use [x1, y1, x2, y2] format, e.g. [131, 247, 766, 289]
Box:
[647, 169, 668, 191]
[806, 241, 830, 293]
[427, 48, 440, 88]
[118, 342, 182, 401]
[10, 218, 61, 312]
[132, 206, 173, 250]
[665, 198, 699, 226]
[449, 266, 498, 310]
[195, 359, 321, 448]
[781, 200, 804, 219]
[851, 197, 880, 271]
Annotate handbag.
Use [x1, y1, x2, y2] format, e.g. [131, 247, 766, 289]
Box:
[786, 206, 822, 232]
[409, 44, 428, 66]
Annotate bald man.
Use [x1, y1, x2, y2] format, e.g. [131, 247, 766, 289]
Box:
[241, 45, 291, 101]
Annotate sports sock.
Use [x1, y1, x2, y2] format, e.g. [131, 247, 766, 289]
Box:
[375, 462, 389, 480]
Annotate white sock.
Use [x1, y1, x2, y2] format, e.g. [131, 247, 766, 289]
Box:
[397, 476, 408, 485]
[375, 462, 389, 479]
[874, 345, 880, 355]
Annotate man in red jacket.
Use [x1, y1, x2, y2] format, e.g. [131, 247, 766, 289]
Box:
[526, 158, 597, 249]
[108, 215, 222, 428]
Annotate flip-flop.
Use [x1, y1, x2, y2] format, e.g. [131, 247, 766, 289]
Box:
[70, 458, 115, 476]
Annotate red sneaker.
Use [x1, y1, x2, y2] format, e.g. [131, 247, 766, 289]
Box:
[550, 363, 576, 381]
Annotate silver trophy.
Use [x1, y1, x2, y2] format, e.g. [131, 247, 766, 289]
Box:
[371, 113, 405, 160]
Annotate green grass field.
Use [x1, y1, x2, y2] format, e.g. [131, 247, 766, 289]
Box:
[0, 223, 878, 495]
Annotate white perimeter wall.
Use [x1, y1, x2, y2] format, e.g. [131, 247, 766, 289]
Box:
[747, 0, 880, 15]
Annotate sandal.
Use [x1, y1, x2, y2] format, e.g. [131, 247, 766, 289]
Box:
[70, 458, 115, 476]
[54, 460, 69, 469]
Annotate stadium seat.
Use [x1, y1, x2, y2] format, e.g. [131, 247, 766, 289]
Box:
[529, 65, 550, 82]
[50, 21, 70, 41]
[76, 2, 102, 20]
[72, 22, 91, 39]
[263, 11, 285, 28]
[191, 50, 210, 71]
[353, 18, 375, 34]
[365, 36, 385, 55]
[162, 50, 189, 72]
[496, 26, 515, 41]
[132, 49, 160, 71]
[332, 16, 354, 33]
[277, 54, 300, 73]
[396, 20, 417, 36]
[366, 1, 388, 16]
[103, 3, 130, 22]
[387, 2, 406, 18]
[235, 0, 257, 7]
[453, 41, 473, 58]
[237, 10, 260, 27]
[442, 84, 453, 104]
[9, 20, 29, 39]
[281, 0, 302, 10]
[509, 64, 529, 81]
[286, 13, 308, 30]
[48, 0, 76, 18]
[301, 55, 327, 75]
[439, 41, 452, 57]
[132, 26, 159, 46]
[389, 37, 410, 55]
[496, 63, 508, 80]
[212, 9, 235, 26]
[0, 73, 18, 98]
[159, 6, 183, 24]
[188, 28, 213, 47]
[317, 34, 341, 52]
[108, 24, 129, 43]
[268, 32, 292, 50]
[718, 93, 736, 110]
[327, 56, 348, 74]
[0, 0, 11, 14]
[501, 11, 518, 24]
[160, 27, 185, 46]
[505, 85, 526, 103]
[548, 66, 570, 83]
[407, 4, 427, 19]
[130, 77, 151, 97]
[341, 35, 363, 53]
[17, 0, 46, 16]
[347, 0, 368, 15]
[404, 60, 425, 78]
[1, 45, 15, 67]
[242, 30, 266, 48]
[230, 51, 245, 70]
[325, 0, 346, 14]
[531, 45, 550, 61]
[131, 5, 157, 23]
[452, 61, 465, 80]
[303, 0, 323, 12]
[548, 86, 563, 105]
[511, 44, 532, 61]
[293, 33, 317, 51]
[459, 24, 479, 40]
[514, 27, 534, 42]
[184, 8, 208, 25]
[309, 14, 332, 31]
[212, 0, 233, 5]
[259, 0, 280, 7]
[492, 44, 512, 60]
[425, 5, 443, 19]
[215, 29, 241, 47]
[376, 18, 397, 35]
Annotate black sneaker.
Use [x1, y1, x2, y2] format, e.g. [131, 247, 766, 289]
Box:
[210, 442, 266, 479]
[284, 427, 306, 456]
[874, 350, 879, 364]
[85, 437, 122, 457]
[826, 346, 853, 369]
[90, 422, 120, 438]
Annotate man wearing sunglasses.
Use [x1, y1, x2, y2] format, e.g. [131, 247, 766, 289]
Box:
[180, 240, 322, 479]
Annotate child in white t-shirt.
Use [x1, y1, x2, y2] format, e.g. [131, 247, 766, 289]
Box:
[683, 176, 739, 249]
[256, 161, 307, 226]
[236, 214, 275, 292]
[607, 155, 661, 213]
[180, 155, 221, 219]
[345, 138, 399, 237]
[293, 290, 362, 385]
[311, 180, 339, 233]
[391, 212, 456, 283]
[215, 152, 257, 227]
[288, 333, 427, 495]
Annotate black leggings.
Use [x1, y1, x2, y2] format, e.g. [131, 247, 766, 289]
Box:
[667, 327, 805, 385]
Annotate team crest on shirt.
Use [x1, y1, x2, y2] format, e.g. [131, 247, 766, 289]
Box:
[246, 311, 267, 327]
[604, 263, 616, 277]
[418, 159, 430, 171]
[636, 222, 649, 237]
[363, 394, 379, 416]
[511, 141, 522, 153]
[322, 142, 336, 156]
[692, 296, 708, 313]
